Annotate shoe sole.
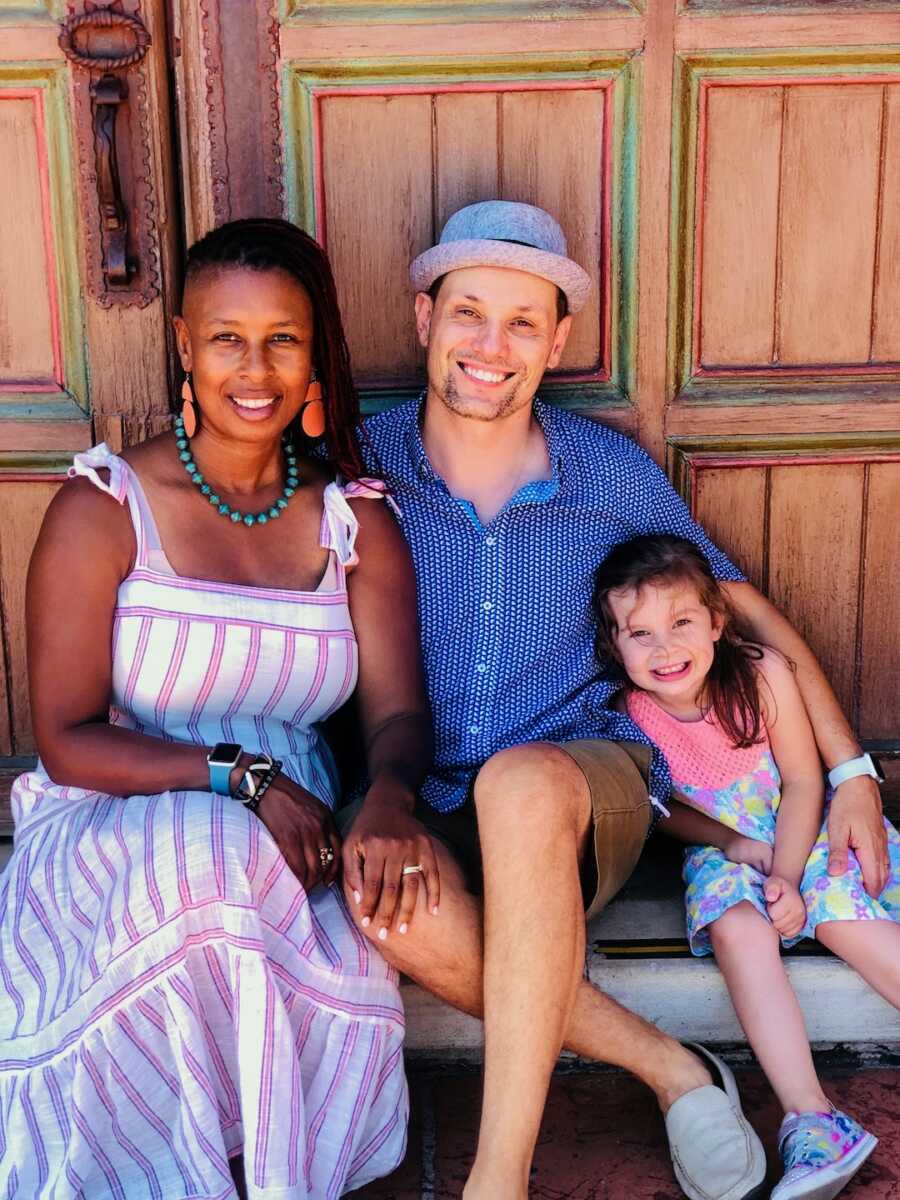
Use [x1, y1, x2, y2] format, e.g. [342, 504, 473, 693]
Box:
[770, 1132, 879, 1200]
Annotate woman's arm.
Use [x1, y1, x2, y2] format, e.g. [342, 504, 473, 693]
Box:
[724, 580, 887, 896]
[341, 499, 437, 936]
[27, 479, 213, 794]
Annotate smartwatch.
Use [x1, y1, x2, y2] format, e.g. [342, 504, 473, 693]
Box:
[207, 742, 243, 795]
[827, 752, 884, 790]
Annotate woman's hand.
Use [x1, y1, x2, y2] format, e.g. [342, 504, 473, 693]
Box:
[723, 833, 773, 875]
[763, 876, 807, 939]
[342, 798, 440, 941]
[255, 775, 342, 892]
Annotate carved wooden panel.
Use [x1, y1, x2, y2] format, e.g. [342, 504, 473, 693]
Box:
[0, 475, 62, 755]
[309, 81, 611, 388]
[693, 78, 900, 377]
[0, 92, 59, 390]
[676, 440, 900, 744]
[285, 0, 635, 24]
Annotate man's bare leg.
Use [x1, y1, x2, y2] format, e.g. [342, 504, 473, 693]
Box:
[345, 746, 711, 1183]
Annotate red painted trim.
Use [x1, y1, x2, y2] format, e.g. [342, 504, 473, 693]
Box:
[0, 90, 65, 392]
[688, 452, 900, 470]
[692, 75, 900, 380]
[0, 473, 68, 483]
[0, 381, 57, 393]
[310, 78, 614, 383]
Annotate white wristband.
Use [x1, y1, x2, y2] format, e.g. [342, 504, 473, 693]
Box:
[827, 753, 883, 790]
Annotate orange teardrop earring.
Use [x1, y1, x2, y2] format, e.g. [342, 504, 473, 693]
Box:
[300, 372, 326, 439]
[180, 374, 199, 438]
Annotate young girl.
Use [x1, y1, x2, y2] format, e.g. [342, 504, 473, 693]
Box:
[593, 534, 900, 1200]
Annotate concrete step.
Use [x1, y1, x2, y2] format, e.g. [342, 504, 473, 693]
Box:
[404, 834, 900, 1054]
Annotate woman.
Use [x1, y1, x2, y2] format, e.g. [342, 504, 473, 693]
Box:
[0, 219, 434, 1198]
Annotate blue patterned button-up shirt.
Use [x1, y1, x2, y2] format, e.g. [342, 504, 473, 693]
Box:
[362, 398, 744, 815]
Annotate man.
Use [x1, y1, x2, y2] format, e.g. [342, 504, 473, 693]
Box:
[339, 201, 888, 1200]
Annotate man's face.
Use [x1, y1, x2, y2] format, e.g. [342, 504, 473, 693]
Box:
[414, 266, 572, 422]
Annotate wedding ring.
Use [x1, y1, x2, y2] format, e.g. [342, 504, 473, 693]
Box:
[402, 864, 424, 876]
[319, 846, 335, 866]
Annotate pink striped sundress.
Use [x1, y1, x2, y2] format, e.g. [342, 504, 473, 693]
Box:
[0, 444, 407, 1199]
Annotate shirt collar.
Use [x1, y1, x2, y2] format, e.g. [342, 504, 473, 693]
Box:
[405, 391, 567, 492]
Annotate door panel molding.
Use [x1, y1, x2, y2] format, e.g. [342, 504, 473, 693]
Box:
[670, 50, 900, 405]
[0, 67, 87, 415]
[282, 52, 637, 412]
[670, 433, 900, 742]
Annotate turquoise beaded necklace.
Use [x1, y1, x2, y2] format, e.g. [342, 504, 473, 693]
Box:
[173, 415, 300, 527]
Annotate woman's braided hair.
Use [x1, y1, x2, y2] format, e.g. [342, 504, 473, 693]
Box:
[181, 218, 364, 480]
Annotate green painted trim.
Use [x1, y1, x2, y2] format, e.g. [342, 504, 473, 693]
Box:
[0, 396, 89, 419]
[676, 378, 900, 407]
[0, 450, 73, 473]
[668, 50, 900, 399]
[668, 431, 900, 500]
[0, 1, 60, 25]
[282, 53, 637, 412]
[0, 65, 89, 415]
[282, 0, 637, 26]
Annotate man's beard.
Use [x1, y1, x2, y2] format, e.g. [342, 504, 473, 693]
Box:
[439, 369, 525, 421]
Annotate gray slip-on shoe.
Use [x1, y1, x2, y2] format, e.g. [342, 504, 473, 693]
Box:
[664, 1042, 767, 1200]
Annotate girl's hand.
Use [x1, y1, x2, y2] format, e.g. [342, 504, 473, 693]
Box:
[763, 876, 807, 938]
[723, 834, 773, 875]
[255, 775, 342, 892]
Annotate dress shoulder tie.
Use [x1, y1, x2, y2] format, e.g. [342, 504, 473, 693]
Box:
[67, 443, 128, 505]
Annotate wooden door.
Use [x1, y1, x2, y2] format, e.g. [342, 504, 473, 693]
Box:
[173, 0, 899, 759]
[0, 0, 179, 767]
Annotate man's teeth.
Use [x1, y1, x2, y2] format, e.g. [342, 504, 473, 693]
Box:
[461, 364, 509, 384]
[232, 396, 276, 409]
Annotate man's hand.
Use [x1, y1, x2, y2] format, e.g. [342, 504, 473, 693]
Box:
[342, 799, 440, 940]
[764, 876, 807, 939]
[827, 775, 888, 898]
[722, 833, 773, 875]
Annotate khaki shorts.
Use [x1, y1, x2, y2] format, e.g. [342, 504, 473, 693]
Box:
[336, 739, 653, 921]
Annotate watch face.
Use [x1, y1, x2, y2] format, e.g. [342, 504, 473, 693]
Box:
[209, 742, 242, 766]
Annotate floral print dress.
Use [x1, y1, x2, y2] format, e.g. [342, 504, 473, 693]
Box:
[626, 691, 900, 955]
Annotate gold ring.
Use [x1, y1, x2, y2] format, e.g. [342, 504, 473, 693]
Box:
[402, 864, 424, 876]
[319, 846, 335, 866]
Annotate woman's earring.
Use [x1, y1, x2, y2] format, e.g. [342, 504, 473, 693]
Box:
[300, 371, 326, 439]
[180, 374, 199, 438]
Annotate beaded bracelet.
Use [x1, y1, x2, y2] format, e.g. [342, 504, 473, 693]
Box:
[235, 755, 282, 814]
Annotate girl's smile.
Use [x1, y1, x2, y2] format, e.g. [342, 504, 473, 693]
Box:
[608, 579, 723, 717]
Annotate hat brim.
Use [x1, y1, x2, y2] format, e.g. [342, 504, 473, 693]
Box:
[410, 238, 592, 314]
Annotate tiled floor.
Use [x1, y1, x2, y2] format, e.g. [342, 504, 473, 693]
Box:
[347, 1065, 900, 1199]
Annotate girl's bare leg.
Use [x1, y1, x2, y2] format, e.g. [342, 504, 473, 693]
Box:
[816, 918, 900, 1008]
[709, 901, 829, 1114]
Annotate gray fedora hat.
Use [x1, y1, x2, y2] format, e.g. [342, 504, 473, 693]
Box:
[410, 200, 592, 314]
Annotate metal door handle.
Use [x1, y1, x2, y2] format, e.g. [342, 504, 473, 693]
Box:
[59, 9, 151, 289]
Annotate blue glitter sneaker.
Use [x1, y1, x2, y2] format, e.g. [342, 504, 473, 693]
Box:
[770, 1108, 878, 1200]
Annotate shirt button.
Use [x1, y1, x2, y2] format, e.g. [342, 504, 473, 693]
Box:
[476, 663, 488, 673]
[482, 600, 494, 612]
[469, 725, 481, 735]
[485, 536, 496, 546]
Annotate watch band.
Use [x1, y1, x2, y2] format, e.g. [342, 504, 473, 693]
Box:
[207, 743, 243, 795]
[827, 753, 882, 790]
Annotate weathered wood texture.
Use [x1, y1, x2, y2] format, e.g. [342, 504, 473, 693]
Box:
[0, 94, 57, 387]
[686, 455, 900, 739]
[0, 481, 60, 754]
[698, 81, 900, 372]
[317, 85, 607, 385]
